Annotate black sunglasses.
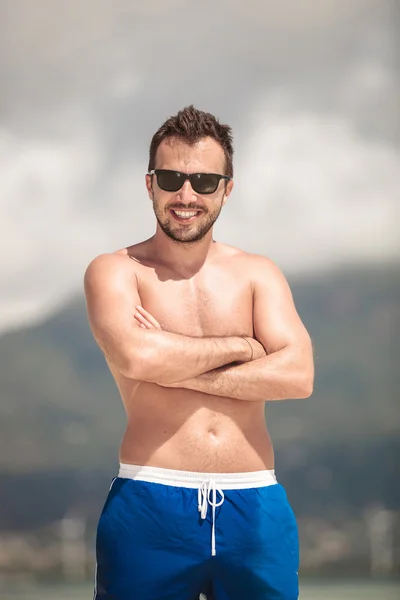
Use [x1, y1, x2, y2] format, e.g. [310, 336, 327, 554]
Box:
[149, 169, 231, 195]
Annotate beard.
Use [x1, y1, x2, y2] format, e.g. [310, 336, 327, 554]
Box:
[152, 198, 224, 244]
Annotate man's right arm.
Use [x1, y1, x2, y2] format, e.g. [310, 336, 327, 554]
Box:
[84, 254, 257, 385]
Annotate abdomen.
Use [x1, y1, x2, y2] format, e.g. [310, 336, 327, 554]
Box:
[119, 382, 274, 472]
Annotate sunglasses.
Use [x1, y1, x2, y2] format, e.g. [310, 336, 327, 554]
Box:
[149, 169, 231, 195]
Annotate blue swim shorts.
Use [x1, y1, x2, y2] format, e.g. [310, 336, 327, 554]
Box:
[94, 464, 299, 599]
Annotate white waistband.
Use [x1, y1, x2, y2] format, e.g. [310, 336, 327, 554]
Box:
[118, 463, 277, 489]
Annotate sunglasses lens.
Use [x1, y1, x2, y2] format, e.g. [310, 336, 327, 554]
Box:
[191, 174, 219, 194]
[156, 171, 183, 192]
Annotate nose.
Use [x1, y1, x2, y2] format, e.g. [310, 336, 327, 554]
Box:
[176, 178, 196, 203]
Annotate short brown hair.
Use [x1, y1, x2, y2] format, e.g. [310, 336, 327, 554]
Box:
[148, 105, 234, 178]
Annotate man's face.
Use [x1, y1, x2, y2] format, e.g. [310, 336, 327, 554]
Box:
[146, 137, 233, 244]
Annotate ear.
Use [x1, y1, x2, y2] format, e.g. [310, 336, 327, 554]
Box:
[145, 174, 153, 200]
[221, 179, 234, 206]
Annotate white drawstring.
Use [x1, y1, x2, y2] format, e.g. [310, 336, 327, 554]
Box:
[198, 478, 225, 556]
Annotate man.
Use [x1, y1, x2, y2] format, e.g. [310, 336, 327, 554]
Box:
[84, 105, 314, 600]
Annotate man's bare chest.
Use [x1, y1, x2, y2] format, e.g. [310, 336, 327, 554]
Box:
[137, 268, 254, 338]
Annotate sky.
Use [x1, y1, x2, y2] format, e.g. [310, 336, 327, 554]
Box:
[0, 0, 399, 333]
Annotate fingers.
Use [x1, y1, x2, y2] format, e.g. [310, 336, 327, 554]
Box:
[134, 310, 151, 329]
[135, 305, 162, 329]
[134, 311, 152, 329]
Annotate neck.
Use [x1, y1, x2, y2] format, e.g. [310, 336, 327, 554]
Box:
[150, 225, 216, 277]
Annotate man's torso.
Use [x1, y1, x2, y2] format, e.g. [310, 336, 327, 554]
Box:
[106, 240, 274, 472]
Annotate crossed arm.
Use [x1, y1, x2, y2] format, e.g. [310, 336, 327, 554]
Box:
[84, 253, 314, 402]
[84, 254, 263, 385]
[134, 256, 314, 401]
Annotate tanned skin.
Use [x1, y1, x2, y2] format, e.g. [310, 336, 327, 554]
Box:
[84, 136, 314, 473]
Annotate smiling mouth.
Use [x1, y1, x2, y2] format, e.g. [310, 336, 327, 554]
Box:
[170, 209, 202, 222]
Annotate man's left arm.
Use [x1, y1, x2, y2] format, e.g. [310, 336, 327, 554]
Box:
[136, 256, 314, 402]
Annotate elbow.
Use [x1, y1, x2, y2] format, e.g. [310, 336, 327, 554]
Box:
[294, 346, 314, 398]
[295, 379, 314, 399]
[119, 344, 170, 384]
[115, 354, 143, 380]
[118, 350, 151, 381]
[289, 353, 314, 398]
[294, 368, 314, 399]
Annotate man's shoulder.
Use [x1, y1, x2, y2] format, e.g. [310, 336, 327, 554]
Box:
[217, 244, 289, 293]
[217, 243, 279, 273]
[84, 251, 138, 291]
[85, 239, 149, 272]
[85, 251, 131, 273]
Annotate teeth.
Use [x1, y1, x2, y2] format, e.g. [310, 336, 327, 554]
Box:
[173, 210, 198, 218]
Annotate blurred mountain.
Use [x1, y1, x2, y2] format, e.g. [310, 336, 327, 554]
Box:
[0, 264, 398, 475]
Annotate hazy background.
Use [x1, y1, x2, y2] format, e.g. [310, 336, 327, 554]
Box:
[0, 0, 399, 597]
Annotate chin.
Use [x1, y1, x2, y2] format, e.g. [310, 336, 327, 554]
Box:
[171, 232, 205, 244]
[160, 224, 203, 243]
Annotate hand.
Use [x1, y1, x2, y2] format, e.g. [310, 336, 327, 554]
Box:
[134, 305, 162, 330]
[246, 337, 267, 361]
[134, 306, 185, 387]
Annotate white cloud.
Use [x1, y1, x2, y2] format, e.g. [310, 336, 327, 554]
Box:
[0, 122, 156, 333]
[0, 126, 102, 330]
[220, 107, 400, 271]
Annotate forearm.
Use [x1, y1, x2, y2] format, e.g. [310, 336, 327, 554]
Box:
[168, 346, 314, 401]
[133, 330, 252, 384]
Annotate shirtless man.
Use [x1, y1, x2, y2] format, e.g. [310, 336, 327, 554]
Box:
[84, 105, 314, 600]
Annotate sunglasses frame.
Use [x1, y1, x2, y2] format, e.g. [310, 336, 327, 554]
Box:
[148, 169, 231, 194]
